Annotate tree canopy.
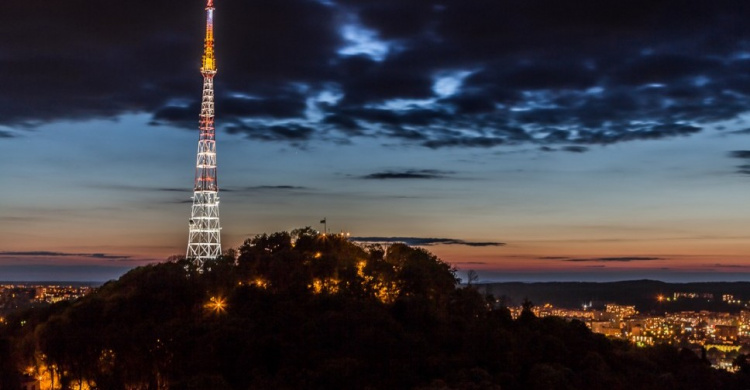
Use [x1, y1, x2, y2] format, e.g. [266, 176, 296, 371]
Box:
[0, 229, 747, 389]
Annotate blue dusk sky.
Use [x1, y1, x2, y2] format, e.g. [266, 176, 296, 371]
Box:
[3, 0, 750, 282]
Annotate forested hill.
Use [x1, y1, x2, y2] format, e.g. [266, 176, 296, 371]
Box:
[476, 281, 750, 312]
[1, 229, 748, 389]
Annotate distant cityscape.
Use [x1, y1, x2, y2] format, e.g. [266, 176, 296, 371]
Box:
[3, 281, 748, 373]
[502, 291, 750, 372]
[0, 283, 96, 318]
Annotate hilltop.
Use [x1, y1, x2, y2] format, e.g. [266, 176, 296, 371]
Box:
[1, 229, 748, 389]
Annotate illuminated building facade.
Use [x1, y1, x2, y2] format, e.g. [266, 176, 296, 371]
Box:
[187, 0, 222, 267]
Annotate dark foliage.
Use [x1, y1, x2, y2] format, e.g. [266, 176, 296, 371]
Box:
[0, 230, 747, 389]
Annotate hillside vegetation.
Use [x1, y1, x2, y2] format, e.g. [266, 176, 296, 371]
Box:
[1, 229, 748, 389]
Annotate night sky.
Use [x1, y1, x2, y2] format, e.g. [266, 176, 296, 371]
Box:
[3, 0, 750, 282]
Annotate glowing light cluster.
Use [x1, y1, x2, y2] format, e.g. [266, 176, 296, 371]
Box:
[201, 2, 216, 73]
[27, 362, 61, 390]
[252, 278, 268, 289]
[309, 278, 340, 294]
[355, 259, 399, 303]
[206, 296, 227, 313]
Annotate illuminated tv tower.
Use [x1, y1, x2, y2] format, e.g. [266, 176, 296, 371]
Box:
[187, 0, 221, 267]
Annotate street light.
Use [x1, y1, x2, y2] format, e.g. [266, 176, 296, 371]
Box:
[206, 296, 226, 313]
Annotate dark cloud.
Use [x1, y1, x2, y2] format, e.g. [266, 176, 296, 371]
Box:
[0, 265, 133, 282]
[166, 199, 194, 205]
[539, 146, 589, 153]
[226, 123, 315, 142]
[0, 130, 16, 138]
[564, 257, 663, 262]
[5, 0, 750, 149]
[613, 55, 722, 86]
[222, 96, 307, 119]
[361, 169, 453, 180]
[89, 184, 188, 193]
[563, 146, 589, 153]
[322, 115, 362, 133]
[351, 237, 505, 247]
[727, 150, 750, 175]
[0, 251, 131, 260]
[151, 106, 195, 127]
[0, 216, 40, 222]
[441, 94, 498, 115]
[226, 185, 311, 194]
[709, 263, 750, 269]
[573, 124, 701, 145]
[338, 107, 449, 127]
[151, 93, 310, 128]
[422, 137, 506, 149]
[335, 57, 435, 104]
[248, 185, 308, 190]
[727, 128, 750, 136]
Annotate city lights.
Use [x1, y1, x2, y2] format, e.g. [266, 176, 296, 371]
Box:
[507, 299, 750, 371]
[206, 296, 226, 313]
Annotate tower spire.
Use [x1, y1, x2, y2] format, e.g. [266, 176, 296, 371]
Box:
[187, 0, 221, 267]
[201, 0, 216, 74]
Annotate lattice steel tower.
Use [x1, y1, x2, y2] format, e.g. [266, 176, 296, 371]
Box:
[187, 0, 221, 267]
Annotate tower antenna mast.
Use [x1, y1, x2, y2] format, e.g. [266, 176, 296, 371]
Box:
[187, 0, 221, 268]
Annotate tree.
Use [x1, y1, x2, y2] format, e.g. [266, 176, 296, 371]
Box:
[388, 244, 458, 300]
[0, 338, 21, 390]
[7, 230, 750, 389]
[733, 354, 750, 375]
[519, 298, 536, 323]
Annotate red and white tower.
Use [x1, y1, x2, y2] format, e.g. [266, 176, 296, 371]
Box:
[187, 0, 221, 267]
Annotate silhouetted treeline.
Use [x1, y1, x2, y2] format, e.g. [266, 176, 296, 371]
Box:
[0, 228, 748, 389]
